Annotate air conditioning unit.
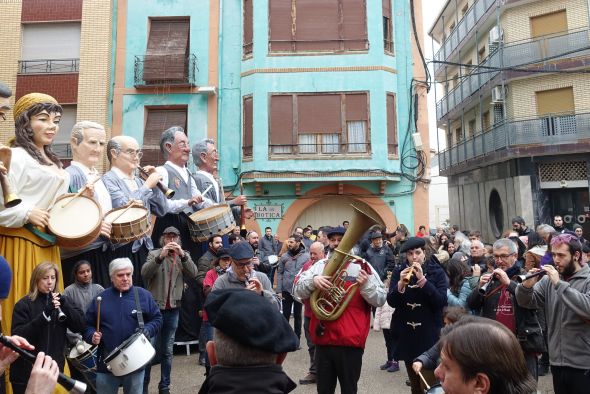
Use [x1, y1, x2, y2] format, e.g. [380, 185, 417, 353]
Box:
[492, 86, 505, 103]
[488, 26, 503, 43]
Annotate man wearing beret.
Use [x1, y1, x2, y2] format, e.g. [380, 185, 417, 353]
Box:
[293, 242, 386, 393]
[198, 289, 298, 393]
[387, 237, 448, 394]
[325, 226, 346, 258]
[0, 256, 59, 394]
[141, 226, 198, 394]
[212, 242, 278, 309]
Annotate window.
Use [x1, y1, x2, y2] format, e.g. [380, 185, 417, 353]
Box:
[464, 59, 473, 75]
[243, 0, 253, 56]
[468, 119, 476, 137]
[478, 46, 486, 62]
[386, 93, 397, 155]
[530, 10, 568, 38]
[53, 105, 77, 158]
[455, 127, 463, 143]
[20, 23, 81, 73]
[383, 0, 393, 53]
[536, 87, 574, 116]
[269, 92, 369, 156]
[243, 96, 253, 159]
[449, 22, 455, 32]
[461, 3, 469, 17]
[142, 108, 187, 166]
[143, 19, 190, 83]
[269, 0, 368, 53]
[482, 111, 490, 130]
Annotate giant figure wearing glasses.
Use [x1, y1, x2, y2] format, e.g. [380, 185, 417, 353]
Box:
[100, 136, 167, 286]
[467, 238, 543, 381]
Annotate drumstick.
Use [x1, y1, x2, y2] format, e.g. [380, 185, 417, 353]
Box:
[201, 184, 213, 197]
[96, 296, 102, 332]
[61, 176, 101, 208]
[417, 371, 431, 390]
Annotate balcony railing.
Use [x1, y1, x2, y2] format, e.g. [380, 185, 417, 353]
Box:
[433, 0, 497, 74]
[134, 54, 197, 88]
[52, 143, 72, 158]
[18, 59, 79, 74]
[436, 28, 590, 120]
[269, 142, 370, 156]
[439, 112, 590, 172]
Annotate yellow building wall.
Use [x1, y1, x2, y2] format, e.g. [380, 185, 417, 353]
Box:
[0, 1, 22, 144]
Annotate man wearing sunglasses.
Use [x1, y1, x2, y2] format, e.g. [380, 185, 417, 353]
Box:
[467, 238, 543, 380]
[516, 233, 590, 394]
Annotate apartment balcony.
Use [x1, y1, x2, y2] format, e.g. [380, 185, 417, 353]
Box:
[436, 28, 590, 121]
[269, 140, 371, 158]
[439, 112, 590, 175]
[433, 0, 497, 75]
[134, 54, 197, 88]
[18, 59, 79, 74]
[52, 143, 72, 159]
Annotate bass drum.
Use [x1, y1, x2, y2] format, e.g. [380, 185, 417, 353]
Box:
[49, 194, 102, 249]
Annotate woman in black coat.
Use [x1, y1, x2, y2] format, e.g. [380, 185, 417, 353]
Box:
[10, 262, 85, 394]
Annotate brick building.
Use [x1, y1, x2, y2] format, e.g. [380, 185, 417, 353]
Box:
[430, 0, 590, 240]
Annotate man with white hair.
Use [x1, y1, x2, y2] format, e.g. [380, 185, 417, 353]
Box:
[61, 121, 113, 286]
[84, 258, 162, 394]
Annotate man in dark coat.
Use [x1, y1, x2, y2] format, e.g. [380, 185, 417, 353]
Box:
[363, 231, 395, 280]
[387, 237, 448, 394]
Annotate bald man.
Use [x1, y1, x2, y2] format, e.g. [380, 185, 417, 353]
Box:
[101, 136, 168, 286]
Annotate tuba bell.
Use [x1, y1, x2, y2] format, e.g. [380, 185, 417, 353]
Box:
[310, 204, 381, 321]
[0, 146, 21, 208]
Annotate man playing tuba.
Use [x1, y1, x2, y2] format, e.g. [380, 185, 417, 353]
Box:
[293, 224, 386, 394]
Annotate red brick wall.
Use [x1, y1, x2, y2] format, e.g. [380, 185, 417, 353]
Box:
[21, 0, 82, 22]
[16, 74, 79, 104]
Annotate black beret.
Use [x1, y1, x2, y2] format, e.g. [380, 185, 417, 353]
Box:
[217, 248, 231, 259]
[369, 231, 383, 240]
[400, 237, 426, 253]
[229, 241, 254, 260]
[327, 226, 346, 238]
[205, 289, 299, 353]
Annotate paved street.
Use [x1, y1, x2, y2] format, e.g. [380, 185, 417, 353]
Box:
[146, 327, 555, 393]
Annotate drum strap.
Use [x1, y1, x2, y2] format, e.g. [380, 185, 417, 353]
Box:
[133, 287, 145, 330]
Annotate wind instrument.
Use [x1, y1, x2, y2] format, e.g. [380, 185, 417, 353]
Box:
[402, 265, 415, 285]
[0, 146, 21, 208]
[138, 167, 175, 199]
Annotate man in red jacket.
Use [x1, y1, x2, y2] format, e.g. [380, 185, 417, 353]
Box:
[293, 243, 386, 394]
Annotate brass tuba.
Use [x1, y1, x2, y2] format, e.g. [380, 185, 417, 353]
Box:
[0, 146, 21, 208]
[310, 204, 381, 321]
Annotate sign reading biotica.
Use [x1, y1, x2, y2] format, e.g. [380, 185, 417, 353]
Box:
[254, 204, 283, 219]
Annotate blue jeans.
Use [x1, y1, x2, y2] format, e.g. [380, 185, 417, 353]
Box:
[97, 370, 145, 394]
[143, 308, 179, 391]
[201, 320, 214, 366]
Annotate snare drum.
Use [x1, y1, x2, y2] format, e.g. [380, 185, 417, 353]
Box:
[104, 332, 155, 376]
[104, 206, 150, 243]
[68, 342, 97, 374]
[48, 194, 102, 249]
[188, 204, 236, 242]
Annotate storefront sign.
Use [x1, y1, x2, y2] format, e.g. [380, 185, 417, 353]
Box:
[254, 204, 283, 219]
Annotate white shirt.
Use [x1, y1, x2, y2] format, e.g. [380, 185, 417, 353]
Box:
[111, 167, 139, 192]
[69, 161, 112, 213]
[156, 161, 213, 213]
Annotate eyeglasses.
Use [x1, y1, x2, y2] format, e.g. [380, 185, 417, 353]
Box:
[493, 253, 514, 260]
[123, 149, 143, 158]
[235, 262, 254, 268]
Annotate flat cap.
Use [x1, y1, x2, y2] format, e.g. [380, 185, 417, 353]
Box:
[205, 289, 299, 353]
[0, 256, 12, 299]
[327, 226, 346, 238]
[162, 226, 180, 235]
[229, 241, 254, 260]
[369, 231, 383, 240]
[217, 248, 231, 259]
[400, 237, 426, 253]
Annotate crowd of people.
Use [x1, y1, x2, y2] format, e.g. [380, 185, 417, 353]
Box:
[0, 83, 589, 394]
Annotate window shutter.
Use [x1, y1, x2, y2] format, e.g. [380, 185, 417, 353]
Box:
[269, 0, 293, 51]
[530, 10, 568, 38]
[536, 87, 574, 116]
[345, 93, 368, 121]
[243, 96, 253, 157]
[243, 0, 253, 55]
[298, 94, 342, 134]
[295, 0, 340, 51]
[382, 0, 393, 52]
[270, 95, 294, 146]
[144, 20, 190, 82]
[342, 0, 368, 51]
[143, 108, 188, 166]
[386, 93, 398, 154]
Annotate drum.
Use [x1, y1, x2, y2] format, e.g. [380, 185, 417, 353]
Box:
[67, 342, 97, 373]
[268, 255, 279, 267]
[104, 205, 150, 244]
[104, 332, 155, 376]
[425, 384, 444, 394]
[188, 204, 236, 242]
[48, 194, 102, 249]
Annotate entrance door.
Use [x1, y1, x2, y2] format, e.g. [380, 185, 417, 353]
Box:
[548, 188, 590, 235]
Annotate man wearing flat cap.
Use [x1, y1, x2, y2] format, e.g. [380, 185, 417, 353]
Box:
[141, 226, 198, 394]
[363, 231, 395, 280]
[198, 289, 298, 393]
[212, 242, 278, 309]
[387, 237, 448, 393]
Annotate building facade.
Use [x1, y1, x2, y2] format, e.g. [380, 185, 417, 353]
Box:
[430, 0, 590, 240]
[0, 0, 114, 168]
[112, 0, 430, 238]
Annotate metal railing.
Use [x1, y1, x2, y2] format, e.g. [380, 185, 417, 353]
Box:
[433, 0, 497, 74]
[269, 142, 371, 156]
[52, 143, 72, 159]
[134, 54, 197, 87]
[439, 112, 590, 171]
[18, 59, 79, 74]
[436, 28, 590, 120]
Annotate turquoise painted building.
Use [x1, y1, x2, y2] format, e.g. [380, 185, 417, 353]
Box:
[112, 0, 429, 237]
